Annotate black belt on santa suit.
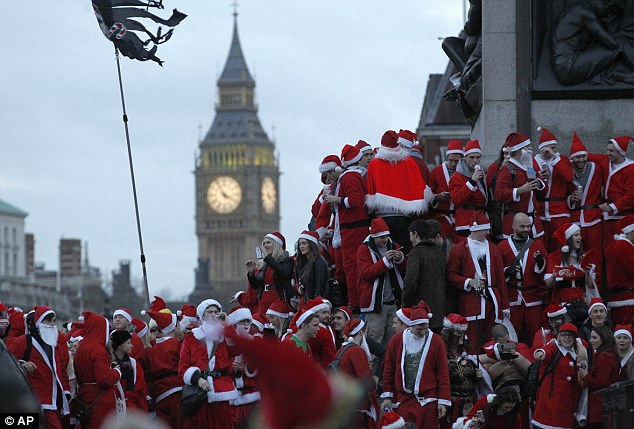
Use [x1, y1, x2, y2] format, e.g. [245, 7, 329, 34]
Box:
[612, 287, 634, 294]
[434, 208, 456, 215]
[508, 284, 537, 291]
[537, 197, 567, 202]
[340, 219, 371, 229]
[458, 205, 485, 210]
[504, 210, 535, 217]
[570, 205, 601, 211]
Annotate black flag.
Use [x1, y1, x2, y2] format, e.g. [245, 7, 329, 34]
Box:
[92, 0, 187, 65]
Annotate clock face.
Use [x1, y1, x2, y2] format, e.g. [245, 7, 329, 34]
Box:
[207, 176, 242, 214]
[261, 177, 277, 214]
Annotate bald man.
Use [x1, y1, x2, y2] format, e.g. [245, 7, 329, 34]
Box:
[497, 213, 549, 344]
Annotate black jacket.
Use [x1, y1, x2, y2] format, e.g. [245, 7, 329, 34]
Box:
[248, 254, 296, 303]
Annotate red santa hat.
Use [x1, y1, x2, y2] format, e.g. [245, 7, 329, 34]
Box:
[569, 131, 588, 159]
[446, 139, 464, 155]
[224, 327, 362, 429]
[0, 301, 6, 312]
[370, 217, 391, 238]
[304, 298, 330, 315]
[381, 130, 399, 149]
[141, 310, 177, 334]
[379, 411, 405, 429]
[7, 307, 25, 338]
[251, 313, 272, 332]
[504, 132, 531, 152]
[341, 144, 363, 167]
[537, 127, 558, 149]
[397, 129, 418, 149]
[609, 135, 633, 156]
[618, 215, 634, 234]
[335, 306, 352, 321]
[113, 308, 133, 323]
[559, 322, 578, 336]
[410, 300, 432, 325]
[443, 313, 468, 332]
[34, 306, 55, 328]
[545, 304, 567, 318]
[131, 317, 148, 338]
[82, 311, 111, 347]
[319, 154, 343, 174]
[293, 309, 316, 329]
[265, 232, 286, 250]
[470, 211, 491, 232]
[343, 318, 365, 339]
[226, 306, 253, 326]
[196, 299, 222, 320]
[177, 304, 197, 319]
[587, 298, 607, 316]
[395, 308, 412, 326]
[356, 140, 372, 153]
[150, 296, 168, 312]
[266, 299, 293, 319]
[553, 223, 580, 253]
[463, 139, 481, 156]
[69, 327, 85, 343]
[298, 230, 320, 246]
[614, 324, 633, 341]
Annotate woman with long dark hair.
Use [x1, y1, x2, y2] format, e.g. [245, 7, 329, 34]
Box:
[294, 230, 329, 304]
[577, 324, 620, 428]
[544, 223, 599, 307]
[453, 387, 521, 428]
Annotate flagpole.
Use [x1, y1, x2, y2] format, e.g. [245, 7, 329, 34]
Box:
[114, 47, 151, 310]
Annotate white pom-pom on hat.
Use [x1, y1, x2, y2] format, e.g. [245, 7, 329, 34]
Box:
[177, 310, 183, 316]
[78, 316, 85, 322]
[537, 126, 542, 132]
[561, 245, 569, 253]
[140, 310, 147, 316]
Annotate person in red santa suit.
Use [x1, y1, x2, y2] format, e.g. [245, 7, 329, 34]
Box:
[356, 139, 374, 172]
[264, 298, 292, 339]
[8, 306, 71, 429]
[145, 310, 183, 429]
[242, 232, 295, 316]
[497, 212, 548, 344]
[449, 139, 489, 239]
[544, 223, 600, 311]
[588, 135, 634, 252]
[112, 307, 145, 366]
[73, 311, 123, 429]
[366, 129, 432, 253]
[447, 212, 510, 352]
[531, 323, 582, 429]
[177, 303, 199, 332]
[614, 325, 634, 381]
[399, 129, 431, 184]
[310, 154, 343, 232]
[452, 387, 522, 429]
[331, 318, 380, 429]
[109, 329, 149, 413]
[607, 215, 634, 324]
[281, 309, 320, 357]
[393, 307, 412, 334]
[381, 301, 451, 428]
[533, 127, 575, 252]
[358, 217, 406, 347]
[316, 144, 370, 313]
[429, 140, 464, 243]
[178, 299, 238, 429]
[566, 131, 605, 264]
[225, 307, 260, 428]
[304, 297, 337, 368]
[493, 132, 546, 239]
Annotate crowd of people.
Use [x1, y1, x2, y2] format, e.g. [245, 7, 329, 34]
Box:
[1, 128, 634, 429]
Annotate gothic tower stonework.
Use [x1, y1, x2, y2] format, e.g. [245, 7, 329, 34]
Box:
[191, 14, 280, 306]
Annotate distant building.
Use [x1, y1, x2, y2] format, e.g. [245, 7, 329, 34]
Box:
[108, 260, 143, 316]
[417, 63, 470, 167]
[25, 233, 34, 275]
[192, 12, 280, 306]
[0, 198, 27, 277]
[60, 238, 81, 277]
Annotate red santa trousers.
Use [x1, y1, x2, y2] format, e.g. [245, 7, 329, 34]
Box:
[341, 226, 369, 309]
[44, 410, 63, 429]
[156, 393, 181, 429]
[231, 403, 256, 428]
[542, 217, 569, 253]
[611, 307, 634, 326]
[332, 246, 345, 284]
[510, 304, 544, 345]
[466, 301, 496, 354]
[603, 219, 620, 254]
[581, 223, 603, 270]
[181, 401, 233, 429]
[396, 396, 440, 428]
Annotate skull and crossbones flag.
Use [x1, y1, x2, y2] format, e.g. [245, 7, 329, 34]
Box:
[92, 0, 187, 66]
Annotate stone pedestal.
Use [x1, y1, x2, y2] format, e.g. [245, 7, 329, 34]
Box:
[599, 379, 634, 428]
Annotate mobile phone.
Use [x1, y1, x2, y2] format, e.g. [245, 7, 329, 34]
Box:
[216, 312, 226, 321]
[255, 246, 264, 259]
[477, 410, 485, 423]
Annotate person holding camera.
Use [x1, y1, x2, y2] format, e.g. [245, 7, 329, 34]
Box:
[244, 232, 295, 316]
[493, 132, 546, 239]
[178, 299, 237, 429]
[452, 387, 522, 429]
[294, 230, 329, 304]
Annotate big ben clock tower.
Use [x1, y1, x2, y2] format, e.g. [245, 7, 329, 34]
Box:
[191, 12, 280, 305]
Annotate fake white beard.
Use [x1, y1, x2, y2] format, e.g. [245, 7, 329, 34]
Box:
[202, 318, 224, 342]
[39, 324, 59, 347]
[467, 237, 488, 260]
[359, 336, 373, 364]
[235, 324, 251, 338]
[520, 149, 533, 169]
[403, 329, 426, 355]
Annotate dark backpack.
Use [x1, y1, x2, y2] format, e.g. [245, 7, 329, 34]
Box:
[23, 334, 33, 362]
[328, 342, 356, 373]
[525, 349, 562, 401]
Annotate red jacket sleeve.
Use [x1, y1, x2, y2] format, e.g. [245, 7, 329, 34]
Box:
[494, 165, 516, 203]
[381, 337, 397, 398]
[348, 346, 376, 391]
[582, 351, 620, 390]
[340, 173, 366, 209]
[450, 174, 477, 206]
[614, 167, 634, 214]
[357, 245, 391, 283]
[93, 348, 122, 388]
[447, 245, 471, 291]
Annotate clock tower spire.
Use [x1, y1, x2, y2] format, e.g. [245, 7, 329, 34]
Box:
[191, 12, 280, 306]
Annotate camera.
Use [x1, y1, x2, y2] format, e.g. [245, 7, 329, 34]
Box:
[497, 342, 518, 360]
[255, 246, 265, 259]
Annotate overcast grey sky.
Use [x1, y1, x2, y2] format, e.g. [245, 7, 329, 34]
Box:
[0, 1, 464, 300]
